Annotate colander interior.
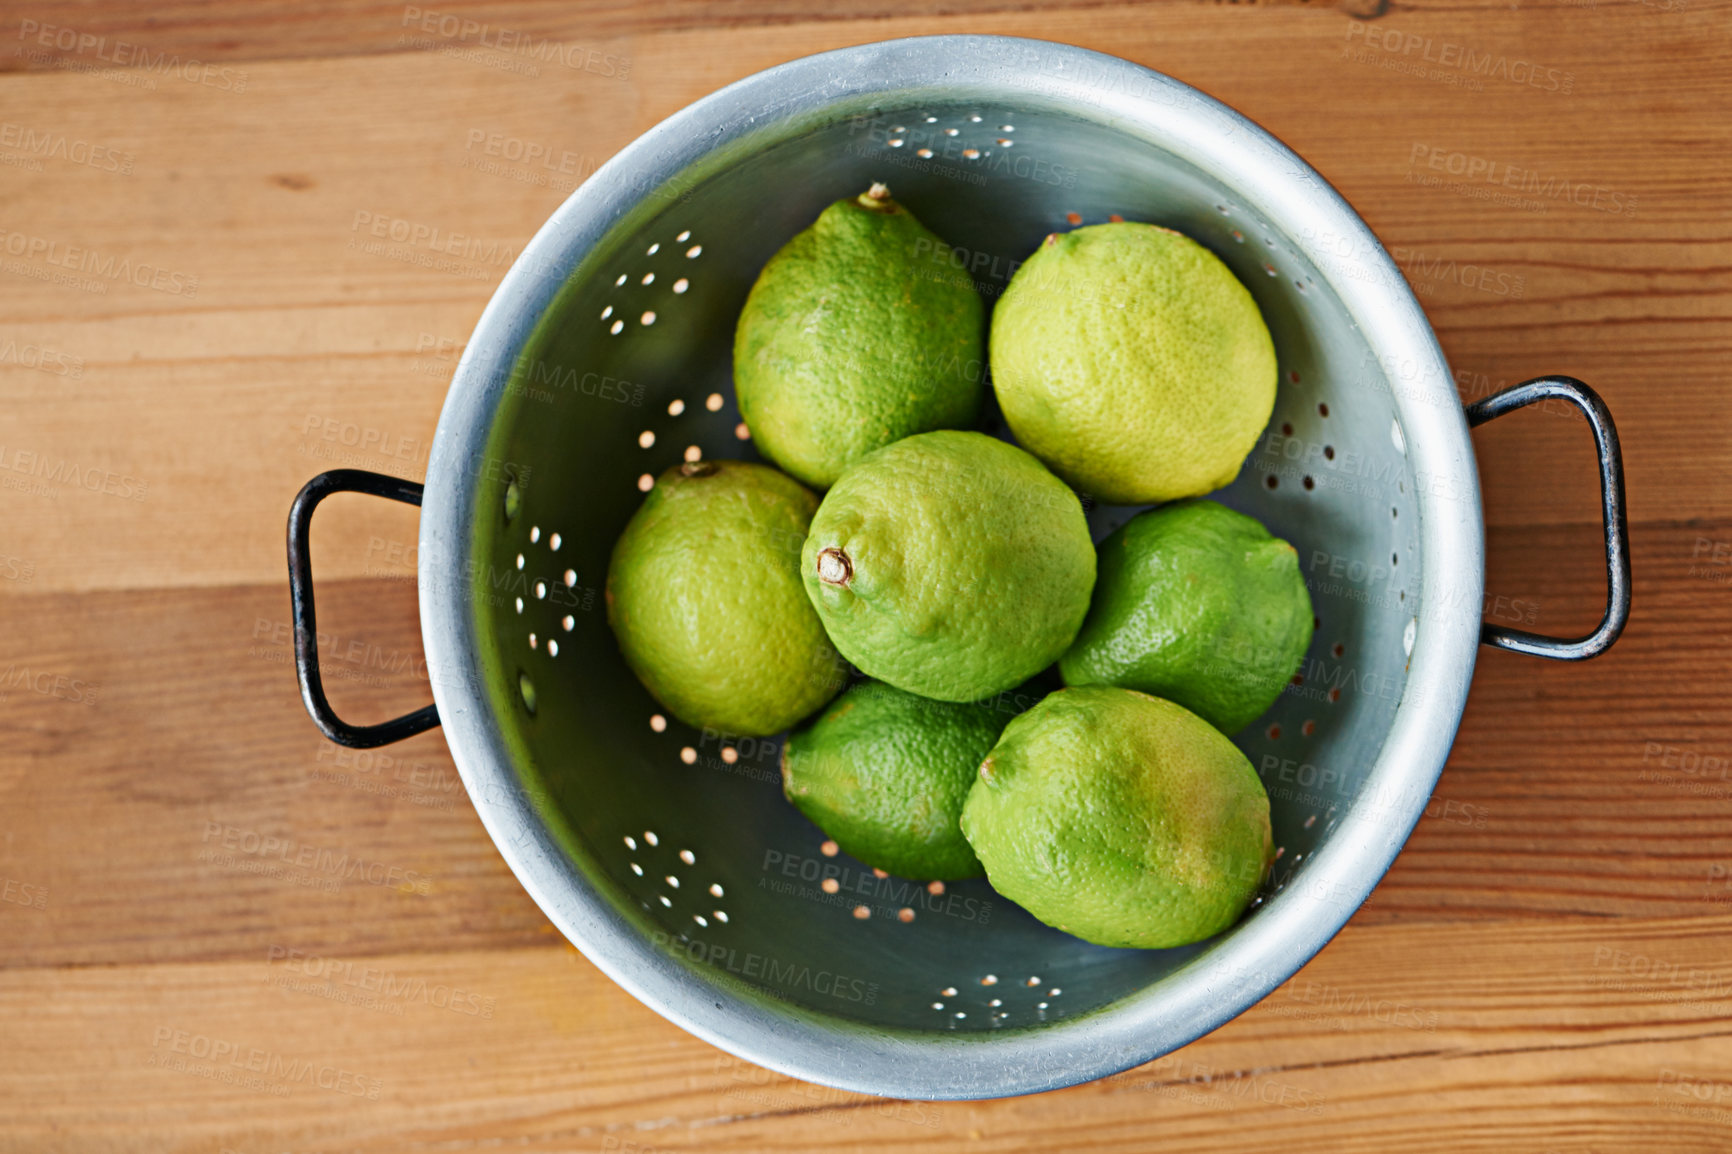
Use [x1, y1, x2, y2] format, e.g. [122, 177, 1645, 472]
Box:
[467, 95, 1421, 1035]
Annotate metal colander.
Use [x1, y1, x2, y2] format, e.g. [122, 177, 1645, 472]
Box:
[287, 35, 1628, 1100]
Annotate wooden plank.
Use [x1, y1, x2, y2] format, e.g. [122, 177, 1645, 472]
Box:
[0, 576, 555, 969]
[0, 2, 1724, 594]
[0, 0, 1336, 75]
[0, 519, 1723, 969]
[2, 915, 1730, 1151]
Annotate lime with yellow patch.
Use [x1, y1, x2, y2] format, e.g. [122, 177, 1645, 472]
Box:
[734, 183, 985, 489]
[960, 686, 1272, 949]
[782, 680, 1014, 880]
[606, 460, 844, 737]
[989, 222, 1277, 504]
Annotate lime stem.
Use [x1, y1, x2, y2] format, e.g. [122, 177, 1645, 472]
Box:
[816, 547, 853, 587]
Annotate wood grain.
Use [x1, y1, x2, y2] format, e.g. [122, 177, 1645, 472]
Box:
[3, 917, 1732, 1152]
[0, 0, 1728, 1148]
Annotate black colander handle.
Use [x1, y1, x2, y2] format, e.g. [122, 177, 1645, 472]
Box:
[1465, 376, 1630, 660]
[287, 469, 441, 747]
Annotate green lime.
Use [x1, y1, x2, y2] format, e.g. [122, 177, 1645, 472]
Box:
[801, 430, 1095, 703]
[989, 222, 1277, 504]
[782, 680, 1016, 880]
[1060, 500, 1312, 734]
[734, 183, 985, 488]
[606, 460, 844, 736]
[960, 686, 1272, 949]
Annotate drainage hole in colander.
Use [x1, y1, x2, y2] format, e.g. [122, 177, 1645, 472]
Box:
[549, 532, 561, 551]
[518, 673, 536, 714]
[529, 525, 541, 543]
[1232, 230, 1244, 243]
[709, 883, 723, 897]
[853, 906, 870, 920]
[528, 633, 537, 650]
[705, 392, 724, 412]
[1265, 475, 1277, 490]
[1263, 262, 1278, 277]
[649, 713, 667, 732]
[637, 473, 653, 492]
[820, 840, 839, 857]
[1065, 211, 1082, 226]
[1267, 724, 1281, 740]
[679, 747, 696, 765]
[1302, 476, 1315, 490]
[1319, 402, 1330, 417]
[644, 830, 659, 846]
[514, 597, 523, 615]
[1302, 719, 1315, 736]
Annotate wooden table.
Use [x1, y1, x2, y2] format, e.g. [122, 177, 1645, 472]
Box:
[1, 1, 1727, 1149]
